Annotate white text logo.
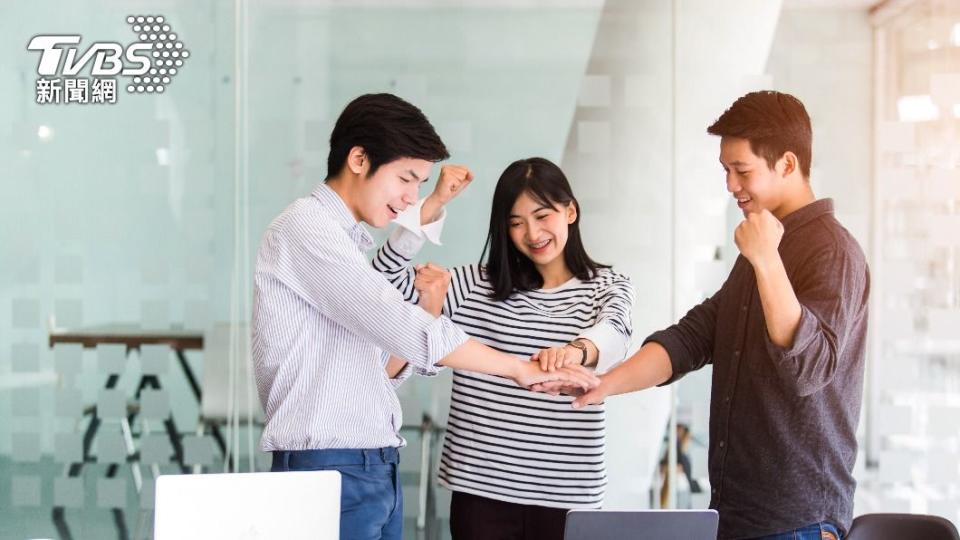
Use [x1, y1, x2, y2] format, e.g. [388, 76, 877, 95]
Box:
[27, 15, 189, 104]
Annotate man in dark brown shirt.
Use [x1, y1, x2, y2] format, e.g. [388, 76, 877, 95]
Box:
[541, 91, 869, 539]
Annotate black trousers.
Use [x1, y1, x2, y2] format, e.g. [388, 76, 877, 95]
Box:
[449, 491, 569, 540]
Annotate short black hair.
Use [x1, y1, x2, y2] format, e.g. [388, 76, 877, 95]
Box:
[326, 93, 449, 181]
[480, 157, 608, 301]
[707, 91, 813, 178]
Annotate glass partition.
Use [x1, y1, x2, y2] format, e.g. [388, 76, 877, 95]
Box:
[4, 1, 956, 538]
[864, 0, 960, 522]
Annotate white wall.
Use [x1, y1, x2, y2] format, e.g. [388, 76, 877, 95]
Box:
[562, 0, 784, 508]
[767, 8, 873, 247]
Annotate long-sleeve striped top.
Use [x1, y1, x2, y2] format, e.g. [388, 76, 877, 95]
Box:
[373, 225, 635, 509]
[251, 184, 469, 452]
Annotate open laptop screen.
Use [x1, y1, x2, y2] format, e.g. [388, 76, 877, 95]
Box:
[154, 470, 341, 540]
[564, 509, 719, 540]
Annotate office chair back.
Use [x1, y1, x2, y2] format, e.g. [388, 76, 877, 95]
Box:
[846, 513, 959, 540]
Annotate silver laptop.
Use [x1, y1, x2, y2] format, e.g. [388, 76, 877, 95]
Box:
[154, 470, 341, 540]
[565, 509, 719, 540]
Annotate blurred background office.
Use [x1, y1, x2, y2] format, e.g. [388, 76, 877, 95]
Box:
[1, 0, 958, 538]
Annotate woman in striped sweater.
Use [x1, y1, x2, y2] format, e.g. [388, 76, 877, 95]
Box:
[374, 157, 634, 540]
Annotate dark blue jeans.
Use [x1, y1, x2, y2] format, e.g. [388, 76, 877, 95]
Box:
[750, 521, 841, 540]
[271, 447, 402, 540]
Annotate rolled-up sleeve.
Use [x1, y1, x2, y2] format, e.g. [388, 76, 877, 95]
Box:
[388, 363, 411, 389]
[645, 288, 722, 385]
[764, 246, 869, 397]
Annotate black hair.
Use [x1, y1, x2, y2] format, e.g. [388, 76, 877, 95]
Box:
[480, 157, 608, 301]
[707, 90, 813, 178]
[325, 93, 449, 180]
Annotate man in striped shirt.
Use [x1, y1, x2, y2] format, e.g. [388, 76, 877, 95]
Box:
[252, 93, 599, 540]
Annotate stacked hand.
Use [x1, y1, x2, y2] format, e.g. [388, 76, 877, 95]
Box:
[531, 345, 583, 372]
[414, 263, 450, 316]
[529, 377, 609, 408]
[514, 361, 600, 393]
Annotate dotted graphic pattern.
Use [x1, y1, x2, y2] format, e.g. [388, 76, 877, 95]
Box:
[125, 15, 189, 94]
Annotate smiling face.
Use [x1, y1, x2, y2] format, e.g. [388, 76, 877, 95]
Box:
[354, 156, 433, 228]
[720, 136, 789, 218]
[508, 190, 577, 273]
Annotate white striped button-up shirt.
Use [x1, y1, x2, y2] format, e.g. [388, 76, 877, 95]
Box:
[252, 184, 469, 451]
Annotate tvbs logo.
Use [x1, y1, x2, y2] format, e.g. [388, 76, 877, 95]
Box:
[27, 15, 189, 105]
[28, 36, 152, 77]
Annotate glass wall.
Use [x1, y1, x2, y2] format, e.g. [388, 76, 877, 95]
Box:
[2, 1, 957, 539]
[864, 0, 960, 522]
[2, 1, 239, 538]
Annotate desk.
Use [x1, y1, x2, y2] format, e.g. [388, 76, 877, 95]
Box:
[49, 325, 204, 402]
[48, 325, 204, 540]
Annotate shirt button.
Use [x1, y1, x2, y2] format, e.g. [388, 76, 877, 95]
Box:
[734, 350, 741, 357]
[724, 396, 731, 403]
[712, 487, 717, 494]
[741, 304, 747, 311]
[719, 440, 725, 448]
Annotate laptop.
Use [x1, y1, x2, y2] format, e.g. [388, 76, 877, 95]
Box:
[564, 509, 719, 540]
[154, 470, 341, 540]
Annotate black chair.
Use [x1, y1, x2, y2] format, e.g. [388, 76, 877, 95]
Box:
[846, 513, 959, 540]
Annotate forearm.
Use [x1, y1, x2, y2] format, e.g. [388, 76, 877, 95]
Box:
[753, 256, 803, 348]
[437, 338, 522, 379]
[385, 356, 408, 378]
[420, 194, 444, 224]
[600, 342, 673, 396]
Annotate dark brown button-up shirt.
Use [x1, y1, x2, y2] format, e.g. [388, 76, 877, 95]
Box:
[646, 199, 869, 539]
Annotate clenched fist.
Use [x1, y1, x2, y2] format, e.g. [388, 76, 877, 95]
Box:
[734, 209, 784, 268]
[414, 263, 451, 316]
[421, 165, 474, 222]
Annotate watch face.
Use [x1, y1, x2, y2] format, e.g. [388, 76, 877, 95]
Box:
[569, 341, 587, 363]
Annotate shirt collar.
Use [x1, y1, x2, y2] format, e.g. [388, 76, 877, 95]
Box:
[311, 183, 375, 251]
[780, 198, 834, 237]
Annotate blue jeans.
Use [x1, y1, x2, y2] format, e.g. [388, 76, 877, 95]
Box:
[271, 447, 403, 540]
[750, 521, 842, 540]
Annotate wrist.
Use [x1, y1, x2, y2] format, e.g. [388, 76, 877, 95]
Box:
[594, 375, 614, 399]
[598, 379, 613, 400]
[747, 249, 780, 272]
[749, 250, 781, 273]
[418, 298, 442, 318]
[420, 195, 444, 224]
[566, 340, 588, 366]
[508, 358, 527, 380]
